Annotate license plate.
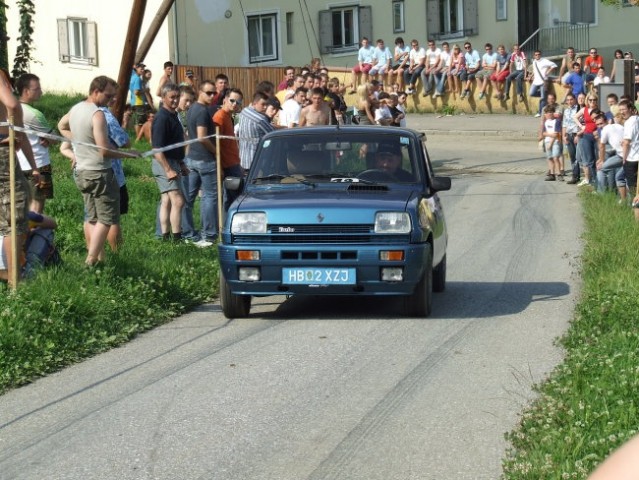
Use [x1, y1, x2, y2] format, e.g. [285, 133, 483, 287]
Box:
[282, 268, 356, 285]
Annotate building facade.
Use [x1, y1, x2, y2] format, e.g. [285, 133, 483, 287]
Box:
[4, 1, 639, 94]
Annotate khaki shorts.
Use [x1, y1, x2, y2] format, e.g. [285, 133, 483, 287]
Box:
[132, 105, 151, 126]
[25, 163, 54, 201]
[0, 147, 31, 236]
[74, 169, 120, 226]
[476, 69, 494, 80]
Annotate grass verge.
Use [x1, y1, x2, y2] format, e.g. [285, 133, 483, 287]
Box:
[502, 192, 639, 479]
[0, 94, 218, 393]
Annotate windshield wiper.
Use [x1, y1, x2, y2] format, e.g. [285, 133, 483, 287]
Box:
[251, 174, 315, 186]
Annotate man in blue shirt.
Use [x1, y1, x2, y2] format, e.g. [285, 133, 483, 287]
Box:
[562, 62, 586, 98]
[129, 62, 150, 138]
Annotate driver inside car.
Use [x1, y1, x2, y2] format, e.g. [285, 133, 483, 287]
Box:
[373, 143, 414, 181]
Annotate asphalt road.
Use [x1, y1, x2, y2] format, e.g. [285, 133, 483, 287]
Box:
[0, 131, 583, 480]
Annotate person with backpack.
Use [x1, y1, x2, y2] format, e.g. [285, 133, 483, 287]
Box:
[0, 212, 59, 281]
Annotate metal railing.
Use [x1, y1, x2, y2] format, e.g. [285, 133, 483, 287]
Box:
[520, 21, 590, 58]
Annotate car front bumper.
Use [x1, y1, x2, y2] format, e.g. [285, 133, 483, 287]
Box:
[218, 242, 430, 296]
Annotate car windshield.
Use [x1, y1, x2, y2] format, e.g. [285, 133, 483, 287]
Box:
[248, 133, 421, 185]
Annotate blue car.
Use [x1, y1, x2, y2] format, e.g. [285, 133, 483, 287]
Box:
[218, 126, 451, 318]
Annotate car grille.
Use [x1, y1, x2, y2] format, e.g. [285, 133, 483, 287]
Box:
[233, 224, 409, 244]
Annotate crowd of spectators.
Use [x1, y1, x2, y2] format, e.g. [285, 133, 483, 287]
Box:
[2, 45, 639, 285]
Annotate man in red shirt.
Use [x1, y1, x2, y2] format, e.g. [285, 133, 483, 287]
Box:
[583, 48, 604, 84]
[213, 88, 244, 210]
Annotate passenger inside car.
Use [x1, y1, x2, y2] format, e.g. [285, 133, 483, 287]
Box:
[286, 147, 330, 175]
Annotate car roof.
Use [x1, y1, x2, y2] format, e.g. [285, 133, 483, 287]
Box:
[261, 125, 424, 141]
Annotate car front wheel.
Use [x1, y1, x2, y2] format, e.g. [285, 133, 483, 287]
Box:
[433, 254, 446, 293]
[219, 273, 251, 319]
[404, 246, 433, 317]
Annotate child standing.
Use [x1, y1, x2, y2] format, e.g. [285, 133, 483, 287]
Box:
[542, 105, 564, 181]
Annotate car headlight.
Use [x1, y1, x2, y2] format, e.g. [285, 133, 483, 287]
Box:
[231, 212, 267, 234]
[374, 212, 411, 233]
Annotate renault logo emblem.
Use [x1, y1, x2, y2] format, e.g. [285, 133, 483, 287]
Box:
[317, 213, 325, 223]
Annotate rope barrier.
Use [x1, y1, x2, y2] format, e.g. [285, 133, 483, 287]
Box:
[0, 122, 257, 159]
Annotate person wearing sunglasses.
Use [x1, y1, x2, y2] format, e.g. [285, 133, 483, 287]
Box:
[583, 48, 604, 85]
[460, 42, 480, 99]
[214, 88, 245, 210]
[184, 80, 220, 246]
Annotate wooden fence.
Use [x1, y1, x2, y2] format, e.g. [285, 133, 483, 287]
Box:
[175, 65, 287, 96]
[174, 65, 352, 96]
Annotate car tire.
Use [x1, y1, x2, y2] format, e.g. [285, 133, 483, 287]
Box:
[432, 254, 446, 293]
[404, 246, 433, 317]
[220, 273, 251, 319]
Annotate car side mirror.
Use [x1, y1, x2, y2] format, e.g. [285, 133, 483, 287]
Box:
[224, 176, 243, 191]
[431, 176, 451, 192]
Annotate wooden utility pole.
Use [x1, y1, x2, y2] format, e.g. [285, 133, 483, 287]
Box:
[135, 0, 176, 64]
[113, 0, 147, 124]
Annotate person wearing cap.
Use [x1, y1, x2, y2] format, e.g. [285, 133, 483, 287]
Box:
[373, 142, 414, 181]
[180, 69, 196, 88]
[265, 96, 284, 127]
[299, 87, 331, 126]
[129, 62, 150, 138]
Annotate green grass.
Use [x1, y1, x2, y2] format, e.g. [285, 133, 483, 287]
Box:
[502, 193, 639, 479]
[0, 95, 217, 393]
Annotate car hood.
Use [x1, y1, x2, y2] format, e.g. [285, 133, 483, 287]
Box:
[235, 188, 415, 224]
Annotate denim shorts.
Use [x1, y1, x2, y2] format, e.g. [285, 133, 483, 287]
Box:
[545, 142, 562, 159]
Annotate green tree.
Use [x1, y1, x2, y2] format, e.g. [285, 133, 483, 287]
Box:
[600, 0, 638, 5]
[0, 0, 8, 71]
[12, 0, 35, 78]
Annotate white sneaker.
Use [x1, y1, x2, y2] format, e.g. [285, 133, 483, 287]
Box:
[534, 113, 541, 118]
[577, 179, 590, 187]
[194, 239, 215, 248]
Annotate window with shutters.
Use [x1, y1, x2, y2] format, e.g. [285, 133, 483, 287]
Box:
[247, 13, 279, 63]
[57, 18, 98, 66]
[426, 0, 478, 40]
[570, 0, 596, 24]
[318, 6, 372, 54]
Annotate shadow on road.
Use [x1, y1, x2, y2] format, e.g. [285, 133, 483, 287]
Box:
[255, 281, 570, 320]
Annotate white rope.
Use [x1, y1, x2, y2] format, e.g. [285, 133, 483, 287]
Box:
[0, 122, 258, 159]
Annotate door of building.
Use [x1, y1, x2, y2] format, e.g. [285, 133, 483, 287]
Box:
[517, 0, 539, 45]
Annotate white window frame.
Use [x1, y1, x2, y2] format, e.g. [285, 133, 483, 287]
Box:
[57, 17, 98, 66]
[247, 11, 279, 64]
[392, 1, 405, 33]
[330, 5, 359, 52]
[439, 0, 464, 37]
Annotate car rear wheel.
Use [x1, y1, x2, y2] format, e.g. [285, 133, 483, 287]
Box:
[220, 273, 251, 318]
[433, 254, 446, 292]
[404, 246, 433, 317]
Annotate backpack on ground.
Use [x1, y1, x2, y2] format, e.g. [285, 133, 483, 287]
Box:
[23, 228, 61, 277]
